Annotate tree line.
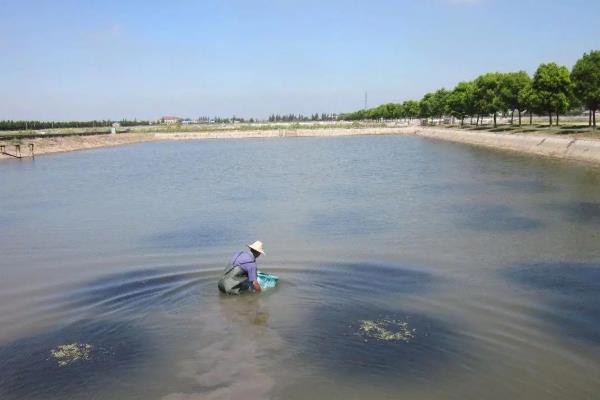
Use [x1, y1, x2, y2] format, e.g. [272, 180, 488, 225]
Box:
[0, 119, 151, 131]
[268, 113, 337, 122]
[341, 50, 600, 129]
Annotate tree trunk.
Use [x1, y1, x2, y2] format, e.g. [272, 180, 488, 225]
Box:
[476, 115, 480, 126]
[511, 110, 515, 125]
[548, 111, 553, 126]
[493, 112, 497, 128]
[590, 109, 593, 127]
[518, 110, 522, 126]
[461, 117, 464, 127]
[530, 111, 533, 125]
[556, 110, 560, 126]
[594, 109, 597, 129]
[470, 116, 473, 125]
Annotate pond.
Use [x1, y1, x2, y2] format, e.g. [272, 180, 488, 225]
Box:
[1, 135, 600, 399]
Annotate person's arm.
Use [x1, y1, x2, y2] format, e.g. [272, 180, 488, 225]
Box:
[247, 263, 261, 293]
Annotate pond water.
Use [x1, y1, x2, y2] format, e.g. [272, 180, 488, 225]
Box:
[1, 135, 600, 400]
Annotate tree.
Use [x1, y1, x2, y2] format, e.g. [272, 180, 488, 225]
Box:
[499, 71, 532, 126]
[532, 63, 572, 126]
[419, 93, 435, 122]
[403, 100, 420, 123]
[393, 103, 405, 120]
[447, 81, 475, 126]
[473, 73, 505, 127]
[520, 84, 541, 125]
[431, 89, 450, 122]
[571, 50, 600, 128]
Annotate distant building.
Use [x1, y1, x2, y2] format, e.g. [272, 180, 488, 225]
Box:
[161, 116, 180, 124]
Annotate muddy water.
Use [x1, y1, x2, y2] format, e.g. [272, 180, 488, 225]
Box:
[1, 136, 599, 400]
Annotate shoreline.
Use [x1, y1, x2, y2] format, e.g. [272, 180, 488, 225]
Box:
[412, 127, 600, 166]
[0, 132, 157, 161]
[0, 127, 403, 161]
[2, 126, 600, 166]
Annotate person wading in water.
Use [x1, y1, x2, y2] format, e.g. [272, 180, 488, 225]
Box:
[218, 241, 265, 295]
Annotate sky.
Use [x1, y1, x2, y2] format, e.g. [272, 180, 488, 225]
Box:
[0, 0, 599, 121]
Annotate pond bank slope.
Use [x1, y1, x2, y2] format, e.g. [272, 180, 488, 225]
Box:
[2, 126, 600, 166]
[413, 127, 600, 166]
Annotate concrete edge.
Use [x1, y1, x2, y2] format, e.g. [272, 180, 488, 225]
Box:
[412, 127, 600, 166]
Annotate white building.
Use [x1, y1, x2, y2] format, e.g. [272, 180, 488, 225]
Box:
[162, 116, 180, 125]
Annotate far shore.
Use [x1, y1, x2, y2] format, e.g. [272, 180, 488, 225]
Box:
[2, 125, 600, 166]
[0, 127, 404, 161]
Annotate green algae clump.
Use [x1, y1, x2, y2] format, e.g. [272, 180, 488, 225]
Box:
[359, 319, 415, 342]
[50, 343, 93, 367]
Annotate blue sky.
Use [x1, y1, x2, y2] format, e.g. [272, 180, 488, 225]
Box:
[1, 0, 599, 120]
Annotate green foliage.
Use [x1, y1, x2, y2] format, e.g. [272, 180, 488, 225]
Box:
[474, 73, 505, 115]
[571, 50, 600, 126]
[431, 89, 450, 118]
[403, 100, 420, 120]
[447, 81, 475, 122]
[0, 119, 150, 131]
[339, 50, 598, 128]
[419, 93, 435, 118]
[532, 63, 573, 121]
[499, 71, 532, 115]
[267, 113, 336, 122]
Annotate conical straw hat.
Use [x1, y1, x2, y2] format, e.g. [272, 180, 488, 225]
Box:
[248, 240, 265, 255]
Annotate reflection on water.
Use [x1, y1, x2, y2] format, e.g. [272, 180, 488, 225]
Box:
[147, 226, 243, 249]
[1, 136, 600, 399]
[551, 202, 600, 224]
[0, 319, 150, 400]
[505, 262, 600, 345]
[279, 262, 472, 384]
[291, 304, 471, 379]
[453, 204, 544, 232]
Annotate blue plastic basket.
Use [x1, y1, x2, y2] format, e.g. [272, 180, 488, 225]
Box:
[257, 271, 279, 290]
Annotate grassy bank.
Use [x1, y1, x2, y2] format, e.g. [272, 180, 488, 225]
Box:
[438, 122, 599, 139]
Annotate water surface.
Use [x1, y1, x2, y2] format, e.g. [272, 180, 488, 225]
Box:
[1, 136, 600, 399]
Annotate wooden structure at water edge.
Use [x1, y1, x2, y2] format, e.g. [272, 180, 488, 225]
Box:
[0, 143, 35, 159]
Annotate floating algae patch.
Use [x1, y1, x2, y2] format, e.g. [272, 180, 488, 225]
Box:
[0, 319, 151, 400]
[280, 262, 474, 384]
[283, 305, 474, 382]
[50, 343, 93, 367]
[358, 319, 415, 342]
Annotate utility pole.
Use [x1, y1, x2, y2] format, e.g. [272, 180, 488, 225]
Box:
[364, 91, 368, 110]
